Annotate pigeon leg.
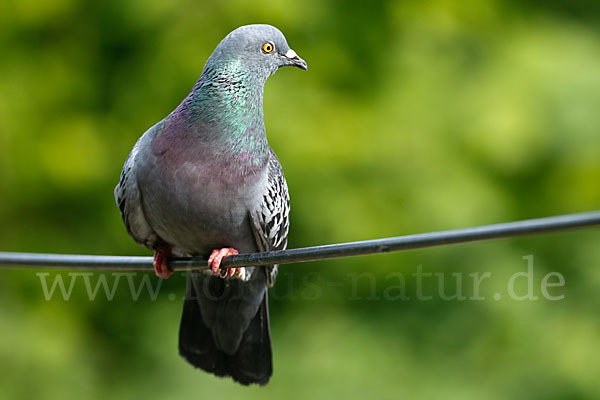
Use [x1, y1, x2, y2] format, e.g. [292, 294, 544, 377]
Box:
[153, 245, 173, 279]
[208, 248, 241, 278]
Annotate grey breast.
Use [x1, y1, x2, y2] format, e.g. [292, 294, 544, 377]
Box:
[134, 134, 269, 256]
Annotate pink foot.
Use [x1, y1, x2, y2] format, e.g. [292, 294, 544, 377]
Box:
[208, 248, 240, 278]
[153, 246, 173, 279]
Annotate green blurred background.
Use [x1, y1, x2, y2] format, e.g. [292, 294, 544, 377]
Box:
[1, 0, 600, 398]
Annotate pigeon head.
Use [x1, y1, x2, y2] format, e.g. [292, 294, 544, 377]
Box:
[203, 25, 307, 84]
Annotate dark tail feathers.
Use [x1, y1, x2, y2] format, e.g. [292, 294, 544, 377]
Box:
[178, 275, 272, 386]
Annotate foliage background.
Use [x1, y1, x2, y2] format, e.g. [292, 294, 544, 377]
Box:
[1, 0, 599, 398]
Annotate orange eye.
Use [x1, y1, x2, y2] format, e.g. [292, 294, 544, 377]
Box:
[262, 42, 274, 54]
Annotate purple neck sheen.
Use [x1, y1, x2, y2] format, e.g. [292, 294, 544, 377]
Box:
[160, 61, 271, 174]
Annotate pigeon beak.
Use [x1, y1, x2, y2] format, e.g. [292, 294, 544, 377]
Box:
[283, 49, 308, 71]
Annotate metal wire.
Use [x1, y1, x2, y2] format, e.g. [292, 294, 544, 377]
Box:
[1, 210, 599, 272]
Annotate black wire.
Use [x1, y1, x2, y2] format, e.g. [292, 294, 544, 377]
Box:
[1, 210, 599, 271]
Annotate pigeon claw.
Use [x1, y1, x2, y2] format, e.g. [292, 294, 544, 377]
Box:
[208, 247, 239, 278]
[153, 246, 173, 279]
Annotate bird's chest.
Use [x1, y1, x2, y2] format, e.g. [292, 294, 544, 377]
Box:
[138, 150, 268, 255]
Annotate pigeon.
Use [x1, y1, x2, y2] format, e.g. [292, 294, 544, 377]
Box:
[114, 24, 306, 386]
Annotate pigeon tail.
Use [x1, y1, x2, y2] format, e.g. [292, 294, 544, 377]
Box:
[178, 273, 272, 386]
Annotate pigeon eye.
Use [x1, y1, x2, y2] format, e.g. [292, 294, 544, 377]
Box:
[261, 42, 274, 54]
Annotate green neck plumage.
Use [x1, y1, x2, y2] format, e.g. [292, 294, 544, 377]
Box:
[182, 61, 270, 162]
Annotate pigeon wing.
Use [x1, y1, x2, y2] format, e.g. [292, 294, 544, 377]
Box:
[114, 134, 160, 249]
[249, 150, 290, 287]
